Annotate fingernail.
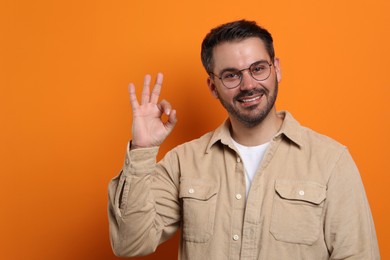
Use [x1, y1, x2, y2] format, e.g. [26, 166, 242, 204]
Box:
[166, 109, 171, 115]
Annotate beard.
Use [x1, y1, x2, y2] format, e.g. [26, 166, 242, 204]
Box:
[216, 79, 278, 128]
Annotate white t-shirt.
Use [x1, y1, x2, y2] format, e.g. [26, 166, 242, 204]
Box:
[232, 139, 270, 197]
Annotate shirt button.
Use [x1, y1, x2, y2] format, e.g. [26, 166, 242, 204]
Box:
[233, 235, 239, 241]
[298, 190, 305, 196]
[125, 159, 129, 165]
[188, 188, 195, 194]
[237, 157, 241, 163]
[235, 194, 242, 200]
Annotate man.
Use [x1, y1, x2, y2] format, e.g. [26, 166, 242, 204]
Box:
[108, 20, 380, 259]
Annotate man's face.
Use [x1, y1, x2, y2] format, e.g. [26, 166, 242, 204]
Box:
[208, 37, 281, 127]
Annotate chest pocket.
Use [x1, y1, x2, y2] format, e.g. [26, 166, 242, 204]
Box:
[179, 178, 218, 243]
[270, 180, 326, 245]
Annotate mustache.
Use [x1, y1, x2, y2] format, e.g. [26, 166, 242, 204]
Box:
[234, 88, 267, 101]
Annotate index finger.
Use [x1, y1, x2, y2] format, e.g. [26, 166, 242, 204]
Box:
[150, 73, 164, 104]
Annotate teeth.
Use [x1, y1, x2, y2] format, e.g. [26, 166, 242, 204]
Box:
[242, 96, 260, 102]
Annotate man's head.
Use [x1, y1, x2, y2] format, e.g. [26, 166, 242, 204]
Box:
[201, 20, 275, 74]
[201, 20, 281, 128]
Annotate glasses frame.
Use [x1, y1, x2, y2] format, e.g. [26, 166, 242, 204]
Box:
[210, 60, 273, 89]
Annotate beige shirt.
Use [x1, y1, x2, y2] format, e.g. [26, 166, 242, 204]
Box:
[108, 111, 380, 259]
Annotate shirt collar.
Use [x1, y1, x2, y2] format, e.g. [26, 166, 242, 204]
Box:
[205, 110, 303, 153]
[275, 111, 303, 147]
[205, 119, 235, 153]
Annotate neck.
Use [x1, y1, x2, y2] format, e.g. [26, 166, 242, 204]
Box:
[230, 109, 283, 146]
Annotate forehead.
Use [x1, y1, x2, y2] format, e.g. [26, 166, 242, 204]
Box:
[212, 37, 269, 72]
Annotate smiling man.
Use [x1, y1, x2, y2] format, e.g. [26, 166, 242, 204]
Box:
[108, 20, 380, 259]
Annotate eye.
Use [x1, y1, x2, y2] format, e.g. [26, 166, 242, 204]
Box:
[221, 71, 240, 81]
[251, 63, 267, 74]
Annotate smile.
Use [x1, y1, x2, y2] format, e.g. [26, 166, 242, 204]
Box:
[242, 96, 261, 102]
[238, 94, 263, 103]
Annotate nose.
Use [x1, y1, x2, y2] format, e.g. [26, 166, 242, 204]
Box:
[239, 70, 256, 90]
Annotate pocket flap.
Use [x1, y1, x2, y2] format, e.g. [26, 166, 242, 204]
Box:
[275, 180, 326, 204]
[179, 179, 217, 200]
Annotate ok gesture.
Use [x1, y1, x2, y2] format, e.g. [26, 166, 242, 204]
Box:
[128, 73, 177, 149]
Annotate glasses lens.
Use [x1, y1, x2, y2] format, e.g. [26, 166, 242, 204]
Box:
[250, 61, 271, 81]
[220, 70, 241, 89]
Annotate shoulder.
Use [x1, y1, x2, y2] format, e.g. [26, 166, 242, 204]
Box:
[300, 125, 346, 152]
[281, 111, 350, 171]
[173, 130, 216, 155]
[282, 111, 347, 153]
[170, 119, 230, 156]
[296, 124, 353, 176]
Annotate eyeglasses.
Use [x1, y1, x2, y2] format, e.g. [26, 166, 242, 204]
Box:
[210, 60, 273, 89]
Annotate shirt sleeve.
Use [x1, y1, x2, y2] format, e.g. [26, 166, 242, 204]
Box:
[324, 148, 380, 259]
[107, 142, 181, 257]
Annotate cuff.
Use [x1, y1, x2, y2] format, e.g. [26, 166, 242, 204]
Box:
[123, 141, 159, 175]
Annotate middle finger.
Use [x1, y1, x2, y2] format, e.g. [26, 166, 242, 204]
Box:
[141, 74, 152, 105]
[150, 73, 163, 104]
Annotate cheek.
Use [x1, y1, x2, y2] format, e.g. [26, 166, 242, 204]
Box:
[218, 89, 237, 101]
[265, 74, 279, 91]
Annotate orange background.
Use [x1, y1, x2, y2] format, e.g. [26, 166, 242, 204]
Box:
[1, 0, 389, 259]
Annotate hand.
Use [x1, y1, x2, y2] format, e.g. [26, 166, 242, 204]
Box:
[128, 73, 177, 149]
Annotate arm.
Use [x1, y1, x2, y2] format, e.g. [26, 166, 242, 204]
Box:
[324, 148, 380, 259]
[108, 74, 179, 257]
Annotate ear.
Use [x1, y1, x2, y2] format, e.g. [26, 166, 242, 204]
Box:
[207, 77, 219, 99]
[273, 58, 282, 83]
